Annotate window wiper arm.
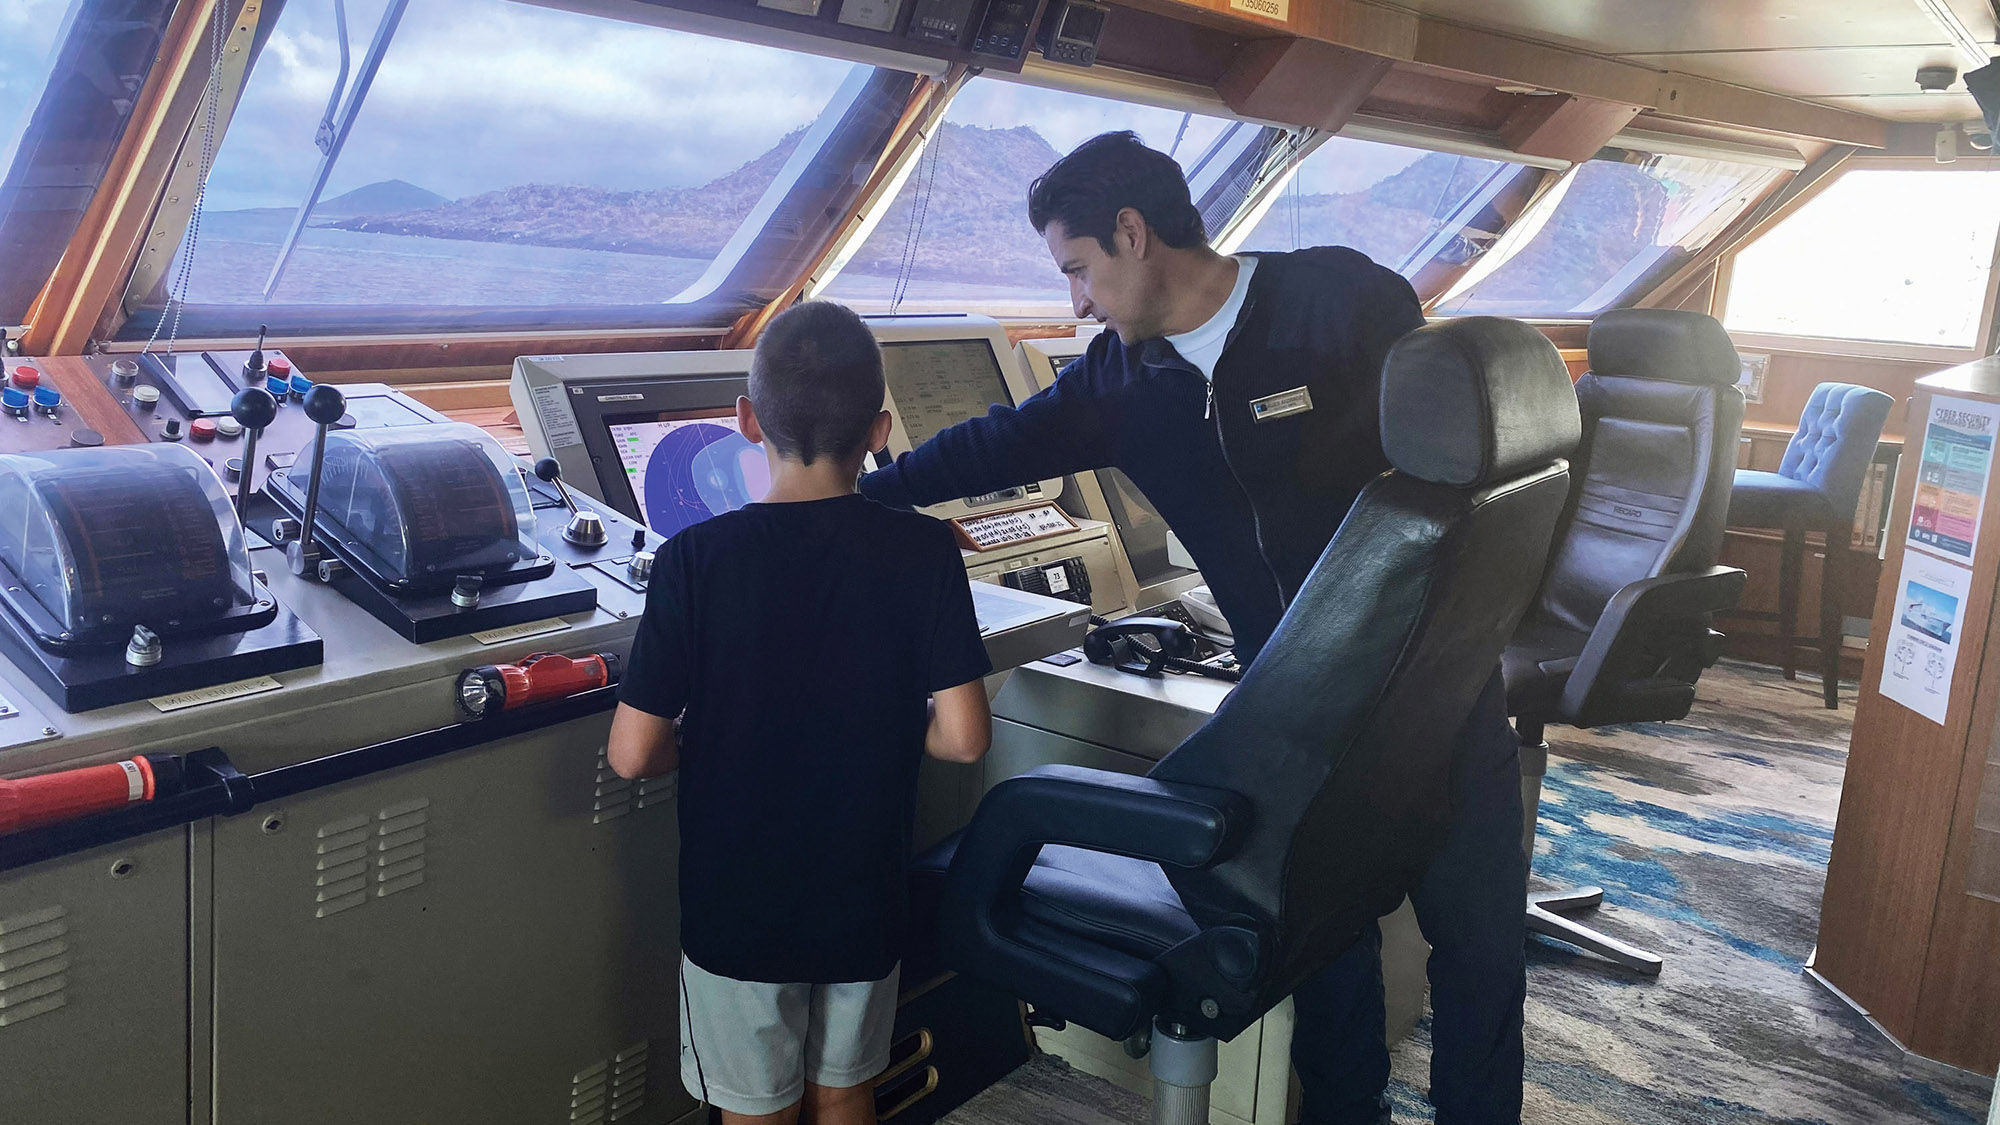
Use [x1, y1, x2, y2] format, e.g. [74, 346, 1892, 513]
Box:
[316, 0, 351, 155]
[264, 0, 410, 301]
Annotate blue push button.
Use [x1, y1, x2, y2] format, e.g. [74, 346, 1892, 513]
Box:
[266, 374, 290, 399]
[288, 373, 313, 397]
[3, 387, 30, 416]
[32, 386, 60, 411]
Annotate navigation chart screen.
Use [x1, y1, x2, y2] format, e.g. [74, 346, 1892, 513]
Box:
[606, 409, 771, 536]
[881, 340, 1015, 449]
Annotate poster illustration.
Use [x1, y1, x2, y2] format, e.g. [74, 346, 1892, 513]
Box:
[1880, 549, 1973, 725]
[1908, 396, 2000, 563]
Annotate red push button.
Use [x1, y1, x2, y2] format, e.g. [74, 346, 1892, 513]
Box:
[10, 365, 38, 390]
[189, 418, 218, 442]
[268, 356, 292, 378]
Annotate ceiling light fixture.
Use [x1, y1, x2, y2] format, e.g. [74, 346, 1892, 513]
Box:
[1913, 0, 1996, 71]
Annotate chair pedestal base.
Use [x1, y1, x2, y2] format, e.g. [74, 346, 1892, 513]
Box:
[1147, 1021, 1218, 1125]
[1527, 887, 1663, 976]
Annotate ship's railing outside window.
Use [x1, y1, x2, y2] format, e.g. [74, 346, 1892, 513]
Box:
[0, 0, 179, 328]
[1433, 152, 1785, 318]
[1231, 136, 1532, 287]
[1723, 166, 2000, 353]
[816, 77, 1271, 317]
[120, 0, 918, 337]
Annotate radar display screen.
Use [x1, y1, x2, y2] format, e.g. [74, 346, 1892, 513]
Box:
[881, 340, 1015, 449]
[606, 409, 771, 536]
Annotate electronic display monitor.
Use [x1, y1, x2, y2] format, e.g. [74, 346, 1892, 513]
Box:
[604, 408, 771, 536]
[879, 339, 1015, 449]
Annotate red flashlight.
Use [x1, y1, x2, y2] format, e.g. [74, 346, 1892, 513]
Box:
[0, 756, 160, 837]
[455, 652, 618, 720]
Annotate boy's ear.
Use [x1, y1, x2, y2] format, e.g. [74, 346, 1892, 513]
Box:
[736, 396, 764, 444]
[865, 409, 892, 455]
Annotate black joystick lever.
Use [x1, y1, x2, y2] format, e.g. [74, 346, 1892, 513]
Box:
[535, 457, 606, 547]
[242, 324, 269, 382]
[288, 384, 347, 579]
[228, 387, 278, 524]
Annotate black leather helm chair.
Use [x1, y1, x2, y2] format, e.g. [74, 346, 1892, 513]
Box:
[923, 317, 1581, 1125]
[1504, 308, 1748, 975]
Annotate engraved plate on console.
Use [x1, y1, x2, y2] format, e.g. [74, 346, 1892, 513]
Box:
[952, 504, 1077, 551]
[149, 675, 282, 713]
[470, 617, 573, 646]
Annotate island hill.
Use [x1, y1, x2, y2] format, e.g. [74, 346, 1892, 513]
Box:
[273, 123, 1668, 295]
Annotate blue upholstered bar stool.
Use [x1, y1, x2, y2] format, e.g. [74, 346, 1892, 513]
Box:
[1728, 383, 1893, 708]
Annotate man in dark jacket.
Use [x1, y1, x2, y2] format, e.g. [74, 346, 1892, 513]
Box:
[861, 131, 1525, 1124]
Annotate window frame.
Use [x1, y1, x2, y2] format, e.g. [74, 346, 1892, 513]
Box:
[1713, 155, 2000, 364]
[114, 1, 931, 340]
[1430, 146, 1792, 320]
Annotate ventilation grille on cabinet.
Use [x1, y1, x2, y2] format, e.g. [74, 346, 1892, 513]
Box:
[314, 797, 430, 919]
[593, 747, 671, 825]
[0, 904, 69, 1028]
[570, 1040, 649, 1124]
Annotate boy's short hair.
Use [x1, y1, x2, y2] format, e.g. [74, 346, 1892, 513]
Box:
[749, 301, 885, 466]
[1027, 131, 1207, 254]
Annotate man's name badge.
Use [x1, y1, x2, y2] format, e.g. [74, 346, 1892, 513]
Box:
[1250, 386, 1314, 422]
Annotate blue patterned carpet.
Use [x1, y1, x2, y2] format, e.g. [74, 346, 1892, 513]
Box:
[1389, 661, 1994, 1124]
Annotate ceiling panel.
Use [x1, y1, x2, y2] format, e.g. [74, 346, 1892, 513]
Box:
[1395, 0, 1985, 56]
[1628, 44, 1976, 97]
[1812, 91, 1988, 122]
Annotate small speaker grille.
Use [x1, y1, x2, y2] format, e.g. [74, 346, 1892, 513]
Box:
[570, 1040, 648, 1123]
[314, 797, 431, 918]
[593, 748, 670, 825]
[0, 905, 69, 1028]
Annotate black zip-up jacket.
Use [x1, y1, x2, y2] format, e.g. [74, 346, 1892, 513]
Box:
[860, 247, 1427, 664]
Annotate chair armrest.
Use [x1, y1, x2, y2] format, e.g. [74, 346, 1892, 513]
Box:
[1560, 567, 1747, 728]
[937, 765, 1250, 1040]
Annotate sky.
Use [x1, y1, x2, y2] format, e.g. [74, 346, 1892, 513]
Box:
[191, 0, 863, 210]
[0, 0, 79, 174]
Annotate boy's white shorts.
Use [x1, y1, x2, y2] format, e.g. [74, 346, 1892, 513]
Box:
[678, 954, 900, 1116]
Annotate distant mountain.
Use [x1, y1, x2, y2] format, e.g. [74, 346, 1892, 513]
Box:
[317, 179, 448, 218]
[326, 134, 805, 259]
[843, 123, 1063, 288]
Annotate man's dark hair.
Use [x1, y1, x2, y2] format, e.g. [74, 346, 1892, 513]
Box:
[749, 300, 884, 466]
[1027, 130, 1207, 254]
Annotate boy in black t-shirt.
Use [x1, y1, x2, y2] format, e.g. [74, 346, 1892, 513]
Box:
[608, 300, 993, 1125]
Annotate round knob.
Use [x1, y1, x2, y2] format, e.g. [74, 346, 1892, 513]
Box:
[533, 457, 562, 483]
[451, 575, 483, 609]
[3, 387, 29, 415]
[216, 415, 243, 438]
[627, 549, 655, 584]
[31, 385, 58, 409]
[11, 365, 38, 390]
[288, 373, 313, 398]
[303, 384, 346, 426]
[161, 418, 183, 441]
[111, 359, 139, 385]
[189, 417, 217, 442]
[265, 374, 289, 399]
[631, 527, 647, 551]
[69, 428, 103, 449]
[132, 384, 160, 408]
[229, 387, 278, 430]
[125, 625, 163, 668]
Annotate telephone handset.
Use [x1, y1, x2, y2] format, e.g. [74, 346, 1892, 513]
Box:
[1082, 617, 1241, 682]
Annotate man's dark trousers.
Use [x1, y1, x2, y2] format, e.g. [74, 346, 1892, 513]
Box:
[1289, 671, 1526, 1125]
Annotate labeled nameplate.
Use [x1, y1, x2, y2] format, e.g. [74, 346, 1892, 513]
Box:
[150, 675, 283, 713]
[1250, 386, 1313, 422]
[953, 504, 1077, 552]
[1228, 0, 1287, 20]
[471, 617, 573, 646]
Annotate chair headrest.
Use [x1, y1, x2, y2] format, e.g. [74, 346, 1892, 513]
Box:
[1380, 317, 1580, 488]
[1587, 308, 1741, 386]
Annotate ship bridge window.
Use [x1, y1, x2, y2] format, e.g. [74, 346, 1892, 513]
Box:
[0, 0, 178, 328]
[121, 0, 918, 336]
[1433, 152, 1784, 318]
[817, 77, 1281, 316]
[1723, 167, 2000, 352]
[1232, 135, 1533, 292]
